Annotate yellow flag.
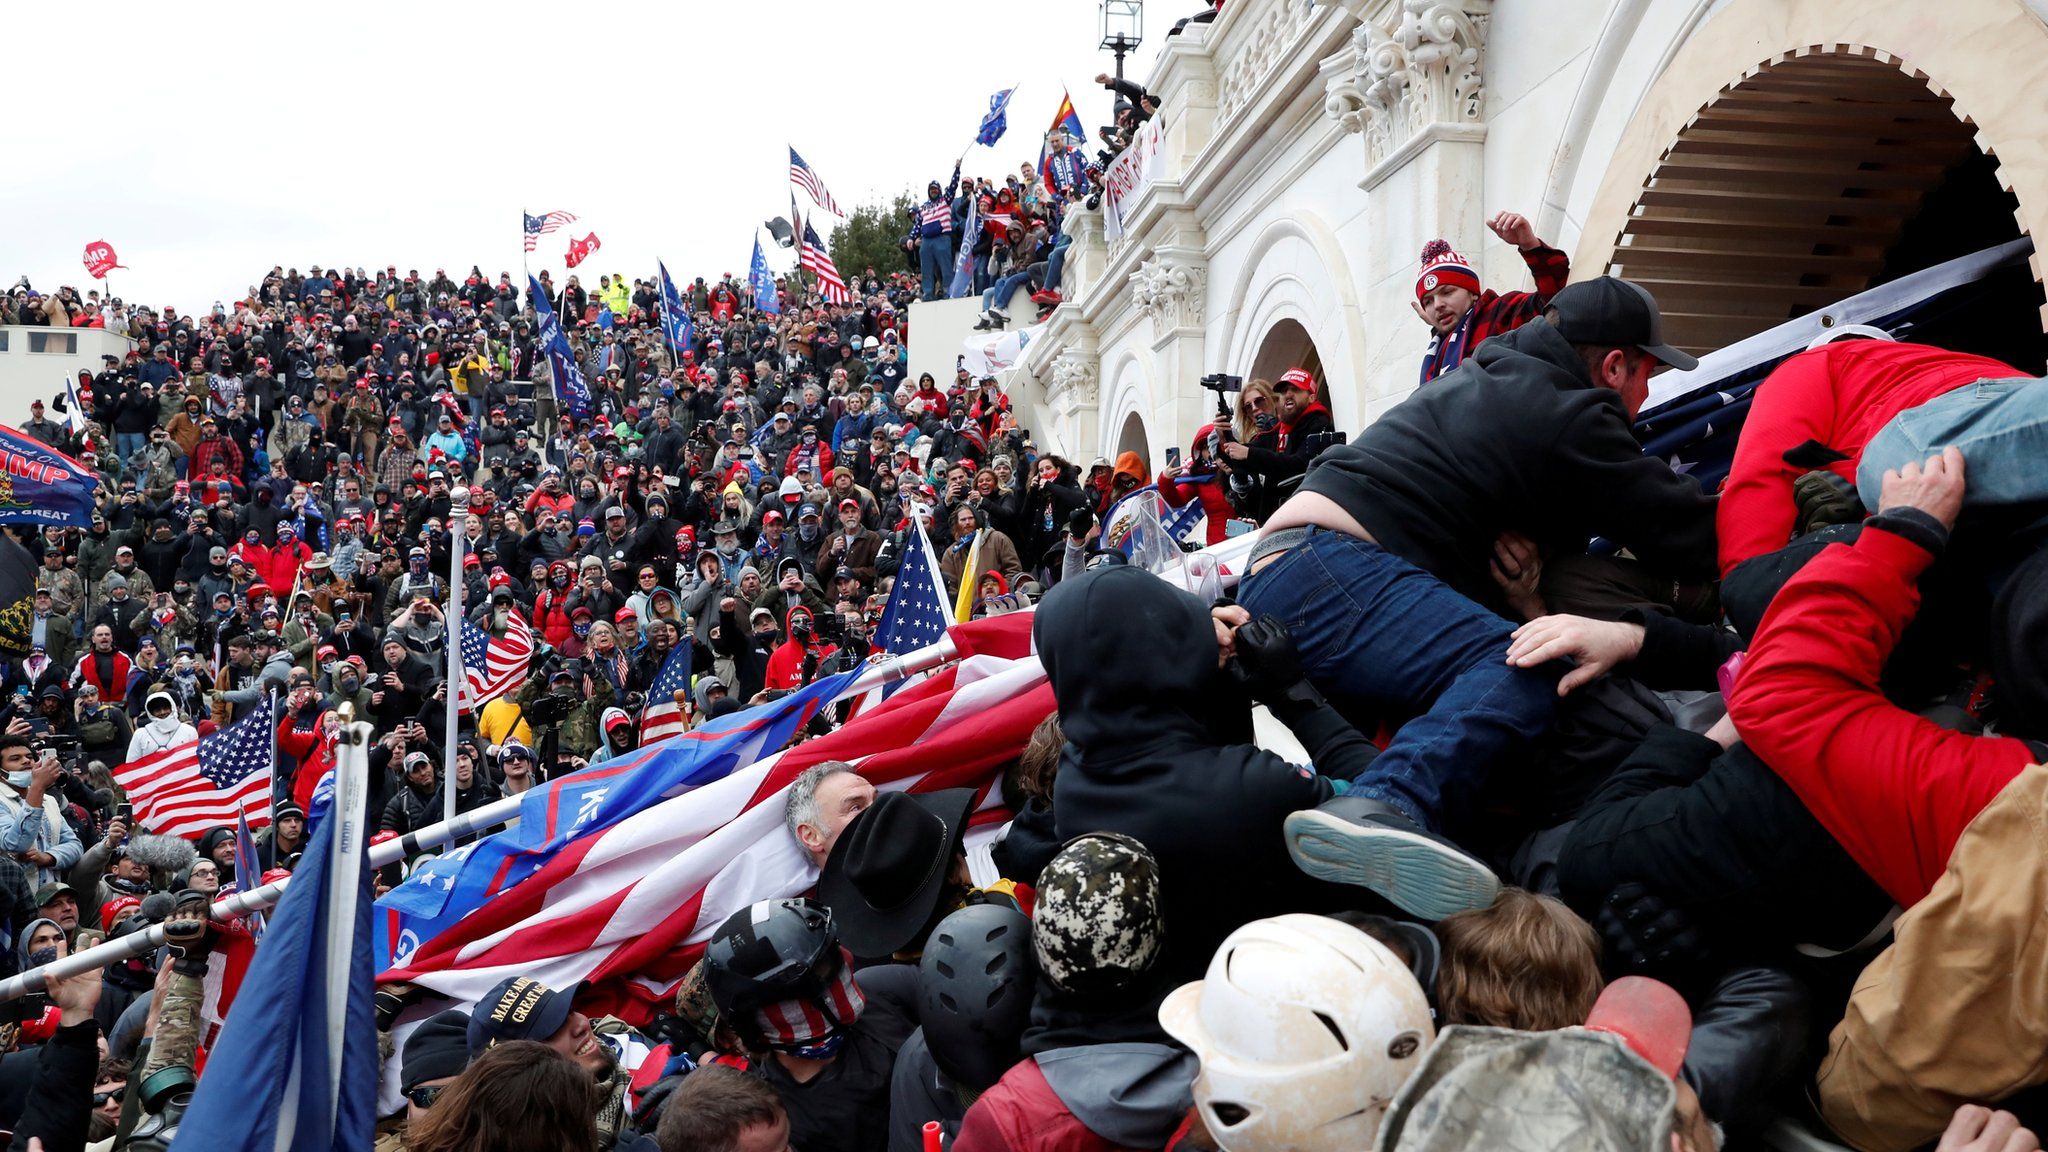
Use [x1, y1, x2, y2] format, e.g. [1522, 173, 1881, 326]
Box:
[953, 531, 982, 624]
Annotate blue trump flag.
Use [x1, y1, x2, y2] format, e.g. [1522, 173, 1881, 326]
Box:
[0, 424, 99, 528]
[750, 238, 781, 315]
[659, 261, 695, 358]
[528, 275, 592, 422]
[977, 87, 1016, 146]
[374, 666, 858, 969]
[172, 801, 377, 1151]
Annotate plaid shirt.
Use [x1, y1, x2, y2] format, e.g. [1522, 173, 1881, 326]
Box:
[1418, 244, 1572, 386]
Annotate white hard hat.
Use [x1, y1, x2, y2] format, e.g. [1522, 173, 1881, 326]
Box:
[1159, 914, 1434, 1152]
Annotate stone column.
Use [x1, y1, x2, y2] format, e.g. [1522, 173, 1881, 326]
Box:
[1326, 0, 1493, 416]
[1132, 252, 1210, 456]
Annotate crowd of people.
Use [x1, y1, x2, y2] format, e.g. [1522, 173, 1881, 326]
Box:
[2, 93, 2047, 1152]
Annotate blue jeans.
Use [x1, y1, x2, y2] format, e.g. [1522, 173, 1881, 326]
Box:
[1043, 233, 1072, 293]
[1238, 528, 1557, 830]
[981, 271, 1034, 314]
[919, 235, 954, 301]
[115, 432, 145, 467]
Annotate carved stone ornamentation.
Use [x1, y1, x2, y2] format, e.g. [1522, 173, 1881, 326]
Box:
[1217, 0, 1316, 124]
[1328, 0, 1490, 166]
[1049, 354, 1099, 408]
[1129, 258, 1208, 332]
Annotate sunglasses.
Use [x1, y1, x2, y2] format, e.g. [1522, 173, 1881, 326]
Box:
[1245, 396, 1269, 410]
[94, 1088, 125, 1107]
[405, 1084, 444, 1110]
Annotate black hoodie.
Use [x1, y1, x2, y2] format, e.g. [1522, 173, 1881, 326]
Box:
[1298, 320, 1717, 612]
[1034, 566, 1374, 988]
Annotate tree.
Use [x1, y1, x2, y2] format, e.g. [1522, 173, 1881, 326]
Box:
[829, 191, 918, 280]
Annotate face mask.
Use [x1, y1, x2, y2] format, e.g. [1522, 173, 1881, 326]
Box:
[1255, 412, 1278, 431]
[7, 772, 31, 790]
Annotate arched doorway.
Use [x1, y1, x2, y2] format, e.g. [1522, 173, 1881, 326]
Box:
[1246, 318, 1333, 409]
[1115, 410, 1150, 464]
[1605, 48, 2046, 371]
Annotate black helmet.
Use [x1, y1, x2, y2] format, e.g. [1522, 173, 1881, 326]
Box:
[704, 898, 841, 1029]
[918, 904, 1036, 1091]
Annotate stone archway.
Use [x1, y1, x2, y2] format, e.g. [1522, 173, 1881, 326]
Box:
[1567, 0, 2048, 350]
[1115, 410, 1151, 463]
[1246, 318, 1332, 411]
[1601, 48, 2039, 363]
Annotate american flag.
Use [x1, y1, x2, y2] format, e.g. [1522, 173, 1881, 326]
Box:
[639, 646, 693, 746]
[115, 709, 273, 841]
[788, 147, 842, 217]
[378, 614, 1045, 1024]
[458, 610, 534, 715]
[799, 218, 851, 305]
[875, 520, 952, 655]
[523, 209, 578, 253]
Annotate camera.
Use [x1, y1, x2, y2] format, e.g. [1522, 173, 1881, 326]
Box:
[1199, 373, 1242, 396]
[1304, 430, 1348, 454]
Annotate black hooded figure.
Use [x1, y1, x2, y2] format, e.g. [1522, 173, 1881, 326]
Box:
[1031, 565, 1383, 991]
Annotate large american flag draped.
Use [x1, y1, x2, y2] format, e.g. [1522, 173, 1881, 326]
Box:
[799, 217, 851, 305]
[378, 614, 1045, 1023]
[115, 709, 273, 840]
[457, 610, 534, 716]
[522, 210, 578, 253]
[639, 646, 694, 746]
[788, 147, 842, 217]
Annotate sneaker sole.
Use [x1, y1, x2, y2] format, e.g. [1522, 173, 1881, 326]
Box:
[1284, 809, 1500, 921]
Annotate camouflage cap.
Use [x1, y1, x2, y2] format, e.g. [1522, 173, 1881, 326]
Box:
[1378, 1026, 1675, 1152]
[1032, 831, 1163, 995]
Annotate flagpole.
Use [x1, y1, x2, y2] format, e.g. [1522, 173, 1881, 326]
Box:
[444, 487, 469, 823]
[267, 686, 280, 869]
[0, 623, 992, 1002]
[321, 708, 372, 1131]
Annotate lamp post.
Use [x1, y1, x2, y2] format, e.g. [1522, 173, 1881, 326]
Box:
[1100, 0, 1144, 82]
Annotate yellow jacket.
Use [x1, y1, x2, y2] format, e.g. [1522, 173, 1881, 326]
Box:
[476, 695, 533, 751]
[601, 278, 631, 319]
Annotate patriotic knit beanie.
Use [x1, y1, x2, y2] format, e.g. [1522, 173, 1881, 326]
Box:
[1416, 239, 1481, 301]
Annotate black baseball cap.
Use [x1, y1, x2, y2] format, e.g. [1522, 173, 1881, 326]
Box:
[467, 976, 580, 1053]
[1543, 277, 1697, 371]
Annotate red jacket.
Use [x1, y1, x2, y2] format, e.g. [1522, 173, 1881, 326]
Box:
[276, 713, 335, 815]
[1158, 431, 1233, 545]
[954, 1059, 1129, 1152]
[785, 440, 834, 479]
[1727, 523, 2034, 907]
[72, 650, 133, 701]
[1718, 341, 2019, 576]
[764, 606, 836, 690]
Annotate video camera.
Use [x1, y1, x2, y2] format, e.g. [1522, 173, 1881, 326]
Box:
[1200, 373, 1243, 449]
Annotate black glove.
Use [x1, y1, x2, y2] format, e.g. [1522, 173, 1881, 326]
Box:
[1227, 615, 1321, 709]
[164, 890, 216, 976]
[1595, 882, 1711, 991]
[1791, 469, 1865, 536]
[1066, 506, 1093, 540]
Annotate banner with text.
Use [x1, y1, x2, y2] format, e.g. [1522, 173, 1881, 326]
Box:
[1102, 113, 1169, 241]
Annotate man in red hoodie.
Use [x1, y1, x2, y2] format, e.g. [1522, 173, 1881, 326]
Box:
[1729, 447, 2048, 1150]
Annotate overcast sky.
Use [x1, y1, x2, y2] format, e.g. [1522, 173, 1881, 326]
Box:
[3, 1, 1166, 310]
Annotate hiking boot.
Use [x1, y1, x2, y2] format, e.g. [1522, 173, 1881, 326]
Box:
[973, 314, 993, 331]
[1284, 796, 1499, 921]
